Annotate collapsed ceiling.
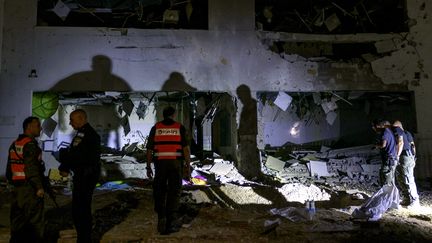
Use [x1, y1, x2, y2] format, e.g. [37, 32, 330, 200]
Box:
[256, 0, 409, 34]
[37, 0, 208, 29]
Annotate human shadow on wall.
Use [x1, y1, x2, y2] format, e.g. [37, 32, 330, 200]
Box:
[237, 84, 287, 208]
[236, 84, 262, 180]
[160, 71, 201, 157]
[49, 55, 132, 91]
[161, 72, 197, 92]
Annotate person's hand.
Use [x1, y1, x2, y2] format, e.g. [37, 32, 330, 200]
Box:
[36, 188, 44, 198]
[59, 171, 69, 177]
[146, 167, 153, 179]
[183, 163, 191, 179]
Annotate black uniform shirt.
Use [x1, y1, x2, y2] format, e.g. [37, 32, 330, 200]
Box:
[59, 123, 101, 173]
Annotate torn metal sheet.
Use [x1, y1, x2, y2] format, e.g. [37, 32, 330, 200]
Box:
[122, 99, 134, 116]
[321, 101, 338, 114]
[120, 116, 131, 136]
[312, 93, 321, 104]
[136, 101, 147, 119]
[53, 0, 71, 20]
[324, 13, 341, 32]
[326, 111, 337, 125]
[42, 117, 57, 138]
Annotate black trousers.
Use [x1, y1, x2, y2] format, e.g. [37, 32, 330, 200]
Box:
[10, 185, 45, 243]
[72, 171, 98, 243]
[153, 159, 182, 221]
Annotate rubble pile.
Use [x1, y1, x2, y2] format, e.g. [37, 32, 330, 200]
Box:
[100, 155, 148, 180]
[263, 144, 382, 192]
[91, 144, 383, 207]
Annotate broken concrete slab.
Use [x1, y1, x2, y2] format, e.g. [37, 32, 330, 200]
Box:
[209, 162, 235, 176]
[266, 156, 287, 172]
[318, 145, 379, 159]
[361, 164, 381, 174]
[375, 39, 398, 53]
[309, 160, 331, 177]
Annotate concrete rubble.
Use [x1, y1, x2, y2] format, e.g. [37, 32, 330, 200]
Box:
[262, 144, 382, 191]
[93, 143, 383, 205]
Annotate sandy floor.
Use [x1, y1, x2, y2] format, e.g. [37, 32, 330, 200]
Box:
[1, 180, 432, 243]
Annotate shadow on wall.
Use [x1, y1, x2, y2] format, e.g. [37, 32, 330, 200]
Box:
[236, 84, 261, 180]
[49, 55, 132, 91]
[161, 72, 197, 92]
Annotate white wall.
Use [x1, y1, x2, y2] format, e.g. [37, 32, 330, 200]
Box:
[1, 0, 432, 177]
[0, 0, 4, 72]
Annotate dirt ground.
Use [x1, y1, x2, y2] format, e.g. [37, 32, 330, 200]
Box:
[1, 179, 432, 243]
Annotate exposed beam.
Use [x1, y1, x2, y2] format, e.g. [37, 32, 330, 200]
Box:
[257, 31, 408, 43]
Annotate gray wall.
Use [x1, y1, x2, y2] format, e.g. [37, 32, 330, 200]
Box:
[1, 0, 432, 177]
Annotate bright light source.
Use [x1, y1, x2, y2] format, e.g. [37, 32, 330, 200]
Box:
[290, 121, 301, 137]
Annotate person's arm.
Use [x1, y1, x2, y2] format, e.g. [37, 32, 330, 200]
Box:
[5, 144, 12, 182]
[376, 139, 387, 149]
[23, 141, 44, 198]
[145, 126, 156, 179]
[146, 149, 154, 179]
[180, 125, 191, 178]
[411, 141, 416, 156]
[406, 132, 416, 156]
[396, 135, 403, 157]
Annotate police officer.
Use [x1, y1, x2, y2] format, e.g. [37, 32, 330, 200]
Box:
[57, 109, 101, 242]
[393, 120, 420, 208]
[372, 119, 398, 186]
[6, 116, 45, 242]
[146, 106, 191, 234]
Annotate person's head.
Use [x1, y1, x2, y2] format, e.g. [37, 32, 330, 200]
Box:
[393, 120, 404, 130]
[236, 84, 251, 102]
[22, 116, 41, 137]
[163, 106, 176, 119]
[91, 55, 112, 73]
[372, 118, 387, 132]
[70, 109, 88, 130]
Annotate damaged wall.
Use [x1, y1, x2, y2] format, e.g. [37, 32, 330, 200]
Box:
[0, 0, 432, 177]
[369, 1, 432, 178]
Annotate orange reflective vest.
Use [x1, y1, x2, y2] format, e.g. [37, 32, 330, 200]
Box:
[8, 137, 33, 181]
[153, 122, 183, 160]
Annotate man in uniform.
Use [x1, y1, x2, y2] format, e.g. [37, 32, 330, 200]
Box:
[372, 119, 398, 186]
[6, 116, 45, 242]
[146, 106, 191, 234]
[57, 109, 101, 242]
[393, 120, 420, 208]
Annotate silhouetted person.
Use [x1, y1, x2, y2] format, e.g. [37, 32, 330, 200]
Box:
[50, 55, 131, 91]
[56, 109, 101, 242]
[146, 106, 191, 235]
[236, 84, 261, 180]
[161, 72, 197, 92]
[6, 117, 46, 242]
[393, 120, 420, 208]
[372, 119, 397, 186]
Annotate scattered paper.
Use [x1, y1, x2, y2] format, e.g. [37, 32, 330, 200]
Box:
[274, 92, 292, 111]
[53, 0, 71, 20]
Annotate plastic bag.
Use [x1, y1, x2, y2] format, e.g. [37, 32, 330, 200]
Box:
[352, 184, 400, 221]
